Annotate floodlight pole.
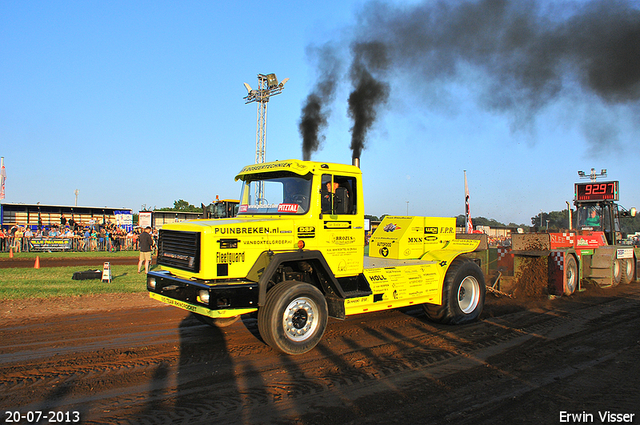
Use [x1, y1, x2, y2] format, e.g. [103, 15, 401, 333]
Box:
[578, 168, 607, 182]
[243, 73, 288, 203]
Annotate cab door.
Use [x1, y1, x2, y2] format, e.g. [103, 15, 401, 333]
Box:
[317, 173, 364, 277]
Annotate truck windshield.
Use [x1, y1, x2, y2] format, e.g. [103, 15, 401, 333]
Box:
[577, 205, 602, 229]
[211, 203, 227, 218]
[237, 172, 312, 215]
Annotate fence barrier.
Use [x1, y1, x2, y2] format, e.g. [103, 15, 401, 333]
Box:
[0, 235, 155, 253]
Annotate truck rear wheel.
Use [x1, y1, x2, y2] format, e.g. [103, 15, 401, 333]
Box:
[564, 254, 579, 295]
[192, 313, 240, 328]
[258, 281, 328, 355]
[621, 257, 636, 284]
[423, 258, 485, 325]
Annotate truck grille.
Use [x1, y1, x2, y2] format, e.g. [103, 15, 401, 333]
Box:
[157, 230, 201, 273]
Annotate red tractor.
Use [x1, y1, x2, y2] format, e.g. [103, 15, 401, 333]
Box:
[504, 169, 637, 295]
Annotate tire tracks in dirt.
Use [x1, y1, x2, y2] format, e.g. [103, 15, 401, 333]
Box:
[0, 285, 639, 424]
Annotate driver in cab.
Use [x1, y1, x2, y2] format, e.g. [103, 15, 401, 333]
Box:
[584, 208, 600, 227]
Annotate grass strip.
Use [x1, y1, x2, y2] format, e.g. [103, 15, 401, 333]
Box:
[0, 265, 148, 300]
[0, 250, 139, 260]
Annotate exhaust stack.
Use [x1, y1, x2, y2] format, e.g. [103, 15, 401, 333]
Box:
[352, 157, 360, 168]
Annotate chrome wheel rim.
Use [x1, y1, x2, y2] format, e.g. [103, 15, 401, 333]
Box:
[566, 261, 577, 293]
[283, 297, 318, 342]
[458, 276, 480, 314]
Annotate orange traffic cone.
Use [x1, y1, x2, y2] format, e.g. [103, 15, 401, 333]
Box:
[34, 256, 40, 269]
[9, 248, 13, 258]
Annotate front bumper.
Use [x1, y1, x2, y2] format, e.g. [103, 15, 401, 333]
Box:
[146, 270, 259, 318]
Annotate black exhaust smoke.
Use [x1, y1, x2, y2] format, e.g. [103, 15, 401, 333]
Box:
[300, 0, 640, 157]
[348, 41, 390, 162]
[299, 45, 341, 161]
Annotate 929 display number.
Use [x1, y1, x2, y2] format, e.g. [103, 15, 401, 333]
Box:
[4, 411, 80, 423]
[575, 181, 619, 201]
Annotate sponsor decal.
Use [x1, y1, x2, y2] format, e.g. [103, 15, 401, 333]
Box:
[424, 236, 438, 241]
[332, 235, 356, 245]
[377, 241, 393, 247]
[29, 238, 72, 251]
[214, 226, 276, 235]
[159, 295, 198, 312]
[424, 227, 438, 234]
[277, 203, 299, 213]
[384, 223, 400, 232]
[408, 237, 423, 243]
[617, 248, 633, 259]
[240, 162, 293, 172]
[243, 239, 290, 245]
[239, 205, 248, 213]
[369, 274, 387, 281]
[441, 226, 455, 234]
[379, 247, 389, 257]
[297, 226, 315, 238]
[576, 236, 601, 247]
[324, 221, 351, 229]
[216, 251, 246, 264]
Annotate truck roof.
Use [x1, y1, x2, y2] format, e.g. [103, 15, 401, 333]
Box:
[235, 159, 361, 181]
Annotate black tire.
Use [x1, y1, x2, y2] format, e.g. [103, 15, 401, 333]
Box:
[563, 254, 579, 295]
[423, 258, 485, 325]
[621, 257, 636, 284]
[257, 281, 328, 355]
[192, 312, 240, 328]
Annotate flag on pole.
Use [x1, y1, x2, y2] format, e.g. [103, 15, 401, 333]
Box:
[0, 157, 6, 200]
[464, 170, 473, 234]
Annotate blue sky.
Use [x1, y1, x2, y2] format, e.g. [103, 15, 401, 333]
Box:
[2, 0, 639, 226]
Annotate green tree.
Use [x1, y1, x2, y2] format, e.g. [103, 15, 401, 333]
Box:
[620, 214, 640, 236]
[531, 210, 572, 231]
[157, 200, 202, 212]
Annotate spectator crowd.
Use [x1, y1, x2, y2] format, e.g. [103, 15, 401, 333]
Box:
[0, 220, 158, 253]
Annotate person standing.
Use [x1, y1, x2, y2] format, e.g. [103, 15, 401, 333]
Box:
[138, 226, 154, 274]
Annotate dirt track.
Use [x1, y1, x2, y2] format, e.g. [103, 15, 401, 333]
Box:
[1, 281, 639, 424]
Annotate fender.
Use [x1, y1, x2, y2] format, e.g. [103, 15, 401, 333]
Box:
[420, 238, 481, 276]
[252, 250, 347, 306]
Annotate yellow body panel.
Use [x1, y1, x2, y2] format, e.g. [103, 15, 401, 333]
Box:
[369, 216, 457, 259]
[345, 237, 481, 316]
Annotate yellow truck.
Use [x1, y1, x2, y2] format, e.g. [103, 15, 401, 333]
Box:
[147, 159, 486, 354]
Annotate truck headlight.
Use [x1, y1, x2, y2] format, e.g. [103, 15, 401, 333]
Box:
[198, 289, 210, 305]
[147, 277, 157, 290]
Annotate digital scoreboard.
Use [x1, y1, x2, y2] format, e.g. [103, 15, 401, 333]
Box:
[575, 181, 619, 201]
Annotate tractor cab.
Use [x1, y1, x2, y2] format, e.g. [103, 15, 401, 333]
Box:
[202, 197, 239, 219]
[574, 175, 636, 245]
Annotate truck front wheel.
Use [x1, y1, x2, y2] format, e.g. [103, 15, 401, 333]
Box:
[258, 281, 328, 355]
[423, 258, 485, 325]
